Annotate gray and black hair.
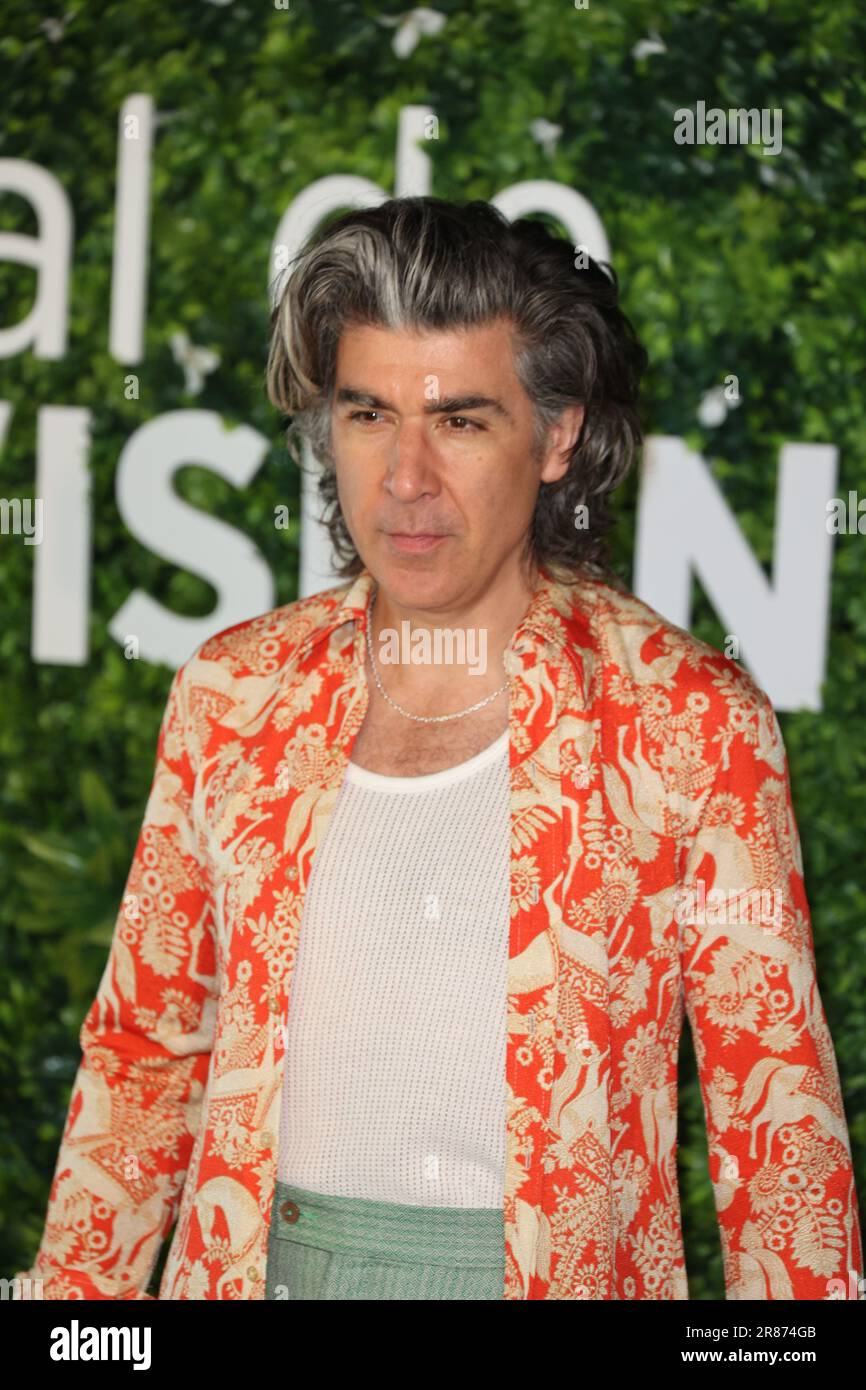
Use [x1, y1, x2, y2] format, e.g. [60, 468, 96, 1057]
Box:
[265, 195, 648, 584]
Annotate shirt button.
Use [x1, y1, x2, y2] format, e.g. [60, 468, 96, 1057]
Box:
[279, 1200, 300, 1224]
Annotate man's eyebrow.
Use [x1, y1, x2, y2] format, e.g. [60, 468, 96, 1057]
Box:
[335, 386, 514, 424]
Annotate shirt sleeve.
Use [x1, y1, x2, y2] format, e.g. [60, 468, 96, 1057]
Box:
[677, 679, 864, 1300]
[13, 660, 218, 1300]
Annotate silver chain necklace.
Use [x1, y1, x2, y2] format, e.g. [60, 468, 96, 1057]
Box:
[364, 585, 511, 724]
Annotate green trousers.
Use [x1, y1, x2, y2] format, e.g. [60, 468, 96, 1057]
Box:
[265, 1179, 505, 1300]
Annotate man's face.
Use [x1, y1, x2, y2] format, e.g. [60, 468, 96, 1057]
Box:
[329, 316, 582, 611]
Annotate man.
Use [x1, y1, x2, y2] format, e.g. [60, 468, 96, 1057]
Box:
[17, 197, 862, 1300]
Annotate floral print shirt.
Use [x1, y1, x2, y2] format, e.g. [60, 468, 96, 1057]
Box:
[16, 564, 863, 1300]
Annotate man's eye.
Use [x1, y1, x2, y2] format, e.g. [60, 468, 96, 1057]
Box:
[346, 411, 482, 431]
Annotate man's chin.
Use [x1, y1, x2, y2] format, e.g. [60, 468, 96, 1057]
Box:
[366, 541, 466, 597]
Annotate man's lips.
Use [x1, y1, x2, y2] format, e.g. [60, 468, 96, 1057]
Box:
[384, 531, 449, 552]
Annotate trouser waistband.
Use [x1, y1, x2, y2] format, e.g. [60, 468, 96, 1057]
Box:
[270, 1180, 505, 1266]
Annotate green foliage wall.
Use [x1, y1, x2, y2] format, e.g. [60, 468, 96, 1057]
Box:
[2, 0, 864, 1297]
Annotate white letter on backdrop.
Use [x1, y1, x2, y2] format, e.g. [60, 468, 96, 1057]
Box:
[0, 159, 72, 359]
[634, 436, 836, 711]
[110, 93, 155, 364]
[31, 407, 93, 665]
[109, 409, 274, 668]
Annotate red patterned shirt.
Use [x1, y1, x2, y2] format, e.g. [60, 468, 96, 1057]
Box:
[17, 564, 863, 1299]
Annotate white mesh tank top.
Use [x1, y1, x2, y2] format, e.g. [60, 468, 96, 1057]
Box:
[276, 728, 511, 1208]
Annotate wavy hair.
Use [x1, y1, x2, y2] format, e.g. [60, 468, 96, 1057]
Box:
[265, 196, 648, 585]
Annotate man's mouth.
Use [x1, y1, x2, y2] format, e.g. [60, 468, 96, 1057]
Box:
[384, 532, 449, 552]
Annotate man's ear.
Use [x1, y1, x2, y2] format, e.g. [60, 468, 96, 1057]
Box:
[539, 405, 585, 484]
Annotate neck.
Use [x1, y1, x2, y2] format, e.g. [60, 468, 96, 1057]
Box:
[365, 558, 543, 710]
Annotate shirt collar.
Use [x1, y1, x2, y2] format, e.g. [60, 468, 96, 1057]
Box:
[295, 562, 585, 663]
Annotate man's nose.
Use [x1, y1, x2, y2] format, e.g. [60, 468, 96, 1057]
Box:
[384, 421, 441, 499]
